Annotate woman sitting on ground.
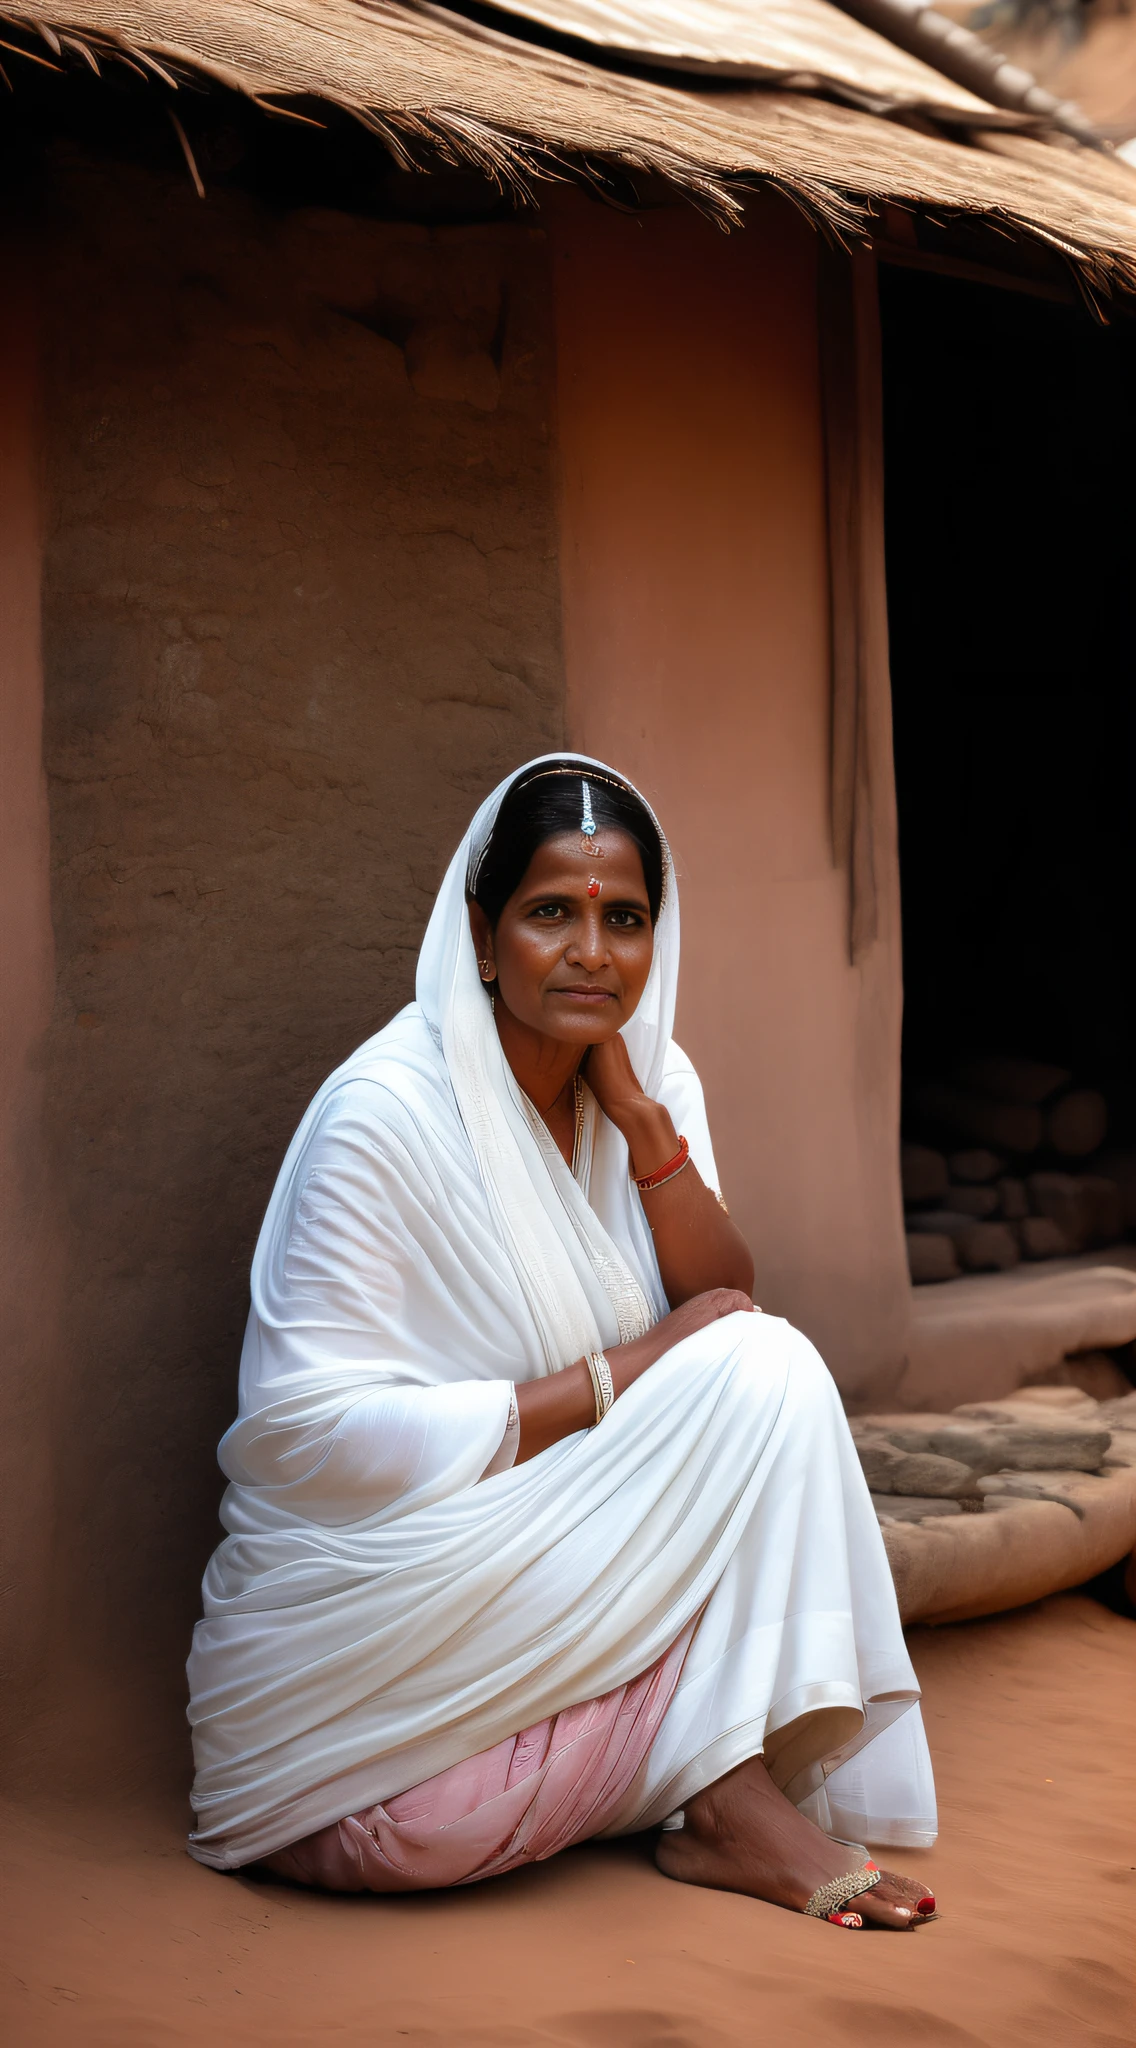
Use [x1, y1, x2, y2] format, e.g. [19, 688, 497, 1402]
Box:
[186, 755, 938, 1930]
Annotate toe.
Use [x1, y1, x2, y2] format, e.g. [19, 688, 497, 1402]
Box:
[859, 1892, 917, 1929]
[878, 1870, 936, 1914]
[857, 1871, 937, 1929]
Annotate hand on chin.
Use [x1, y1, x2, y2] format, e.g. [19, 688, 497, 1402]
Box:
[581, 1031, 648, 1120]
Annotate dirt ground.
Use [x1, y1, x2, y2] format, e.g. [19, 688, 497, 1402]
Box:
[3, 1593, 1133, 2048]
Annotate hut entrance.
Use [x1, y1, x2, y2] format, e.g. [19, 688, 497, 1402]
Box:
[879, 264, 1136, 1291]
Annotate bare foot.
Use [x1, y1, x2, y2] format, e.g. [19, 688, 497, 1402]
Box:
[655, 1756, 937, 1930]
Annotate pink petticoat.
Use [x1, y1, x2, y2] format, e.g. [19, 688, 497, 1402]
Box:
[260, 1636, 688, 1893]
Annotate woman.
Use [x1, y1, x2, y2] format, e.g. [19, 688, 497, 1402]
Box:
[187, 755, 938, 1930]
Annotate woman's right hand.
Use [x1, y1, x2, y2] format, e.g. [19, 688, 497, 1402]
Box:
[607, 1288, 755, 1397]
[514, 1289, 754, 1464]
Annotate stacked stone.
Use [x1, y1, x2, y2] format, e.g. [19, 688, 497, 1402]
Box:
[864, 1387, 1136, 1625]
[901, 1055, 1132, 1283]
[849, 1384, 1135, 1526]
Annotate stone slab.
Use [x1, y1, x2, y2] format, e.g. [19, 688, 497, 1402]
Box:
[871, 1495, 964, 1522]
[900, 1247, 1136, 1408]
[851, 1410, 1111, 1473]
[885, 1459, 1136, 1625]
[976, 1470, 1108, 1517]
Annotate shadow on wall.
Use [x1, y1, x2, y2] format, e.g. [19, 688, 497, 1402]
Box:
[18, 153, 565, 1791]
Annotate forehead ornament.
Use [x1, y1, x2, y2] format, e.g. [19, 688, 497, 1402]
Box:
[587, 876, 601, 898]
[580, 779, 605, 857]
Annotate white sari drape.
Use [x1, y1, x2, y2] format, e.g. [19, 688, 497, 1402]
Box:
[187, 754, 936, 1869]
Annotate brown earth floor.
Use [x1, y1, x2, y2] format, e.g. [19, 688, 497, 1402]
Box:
[2, 1593, 1133, 2048]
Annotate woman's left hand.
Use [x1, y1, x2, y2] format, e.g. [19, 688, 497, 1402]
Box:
[582, 1035, 755, 1306]
[582, 1034, 652, 1133]
[583, 1036, 684, 1184]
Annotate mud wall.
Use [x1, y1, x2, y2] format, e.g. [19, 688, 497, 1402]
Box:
[0, 271, 63, 1745]
[553, 193, 909, 1399]
[15, 157, 563, 1783]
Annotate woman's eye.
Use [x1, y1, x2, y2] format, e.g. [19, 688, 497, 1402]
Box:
[531, 903, 565, 921]
[606, 909, 644, 929]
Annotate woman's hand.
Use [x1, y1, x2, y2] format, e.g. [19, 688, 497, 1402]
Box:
[584, 1036, 700, 1193]
[583, 1033, 654, 1133]
[607, 1288, 756, 1396]
[513, 1289, 754, 1464]
[584, 1039, 755, 1308]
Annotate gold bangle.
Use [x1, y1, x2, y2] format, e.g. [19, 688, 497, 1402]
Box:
[585, 1349, 614, 1425]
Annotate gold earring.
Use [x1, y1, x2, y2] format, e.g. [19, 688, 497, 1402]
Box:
[479, 960, 493, 981]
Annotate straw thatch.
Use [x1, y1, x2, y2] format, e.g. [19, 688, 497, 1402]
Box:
[463, 0, 1104, 147]
[485, 0, 1101, 147]
[5, 1, 1136, 286]
[463, 0, 994, 116]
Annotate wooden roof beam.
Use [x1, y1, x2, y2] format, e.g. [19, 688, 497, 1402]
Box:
[835, 0, 1104, 148]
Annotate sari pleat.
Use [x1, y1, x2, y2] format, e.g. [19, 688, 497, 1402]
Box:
[262, 1634, 689, 1892]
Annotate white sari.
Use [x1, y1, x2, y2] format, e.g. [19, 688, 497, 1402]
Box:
[187, 754, 936, 1869]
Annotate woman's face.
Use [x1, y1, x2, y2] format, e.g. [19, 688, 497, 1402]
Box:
[471, 828, 655, 1046]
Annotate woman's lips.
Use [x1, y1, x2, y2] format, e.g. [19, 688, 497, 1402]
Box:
[554, 986, 615, 1002]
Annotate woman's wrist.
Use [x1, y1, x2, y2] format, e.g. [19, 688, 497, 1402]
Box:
[514, 1357, 597, 1463]
[606, 1329, 662, 1393]
[609, 1097, 679, 1179]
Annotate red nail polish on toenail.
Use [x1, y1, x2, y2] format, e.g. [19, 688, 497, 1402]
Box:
[916, 1895, 936, 1915]
[828, 1911, 862, 1928]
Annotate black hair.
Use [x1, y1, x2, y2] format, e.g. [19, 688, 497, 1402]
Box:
[469, 762, 665, 927]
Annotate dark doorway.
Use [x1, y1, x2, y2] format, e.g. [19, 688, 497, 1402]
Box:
[881, 265, 1136, 1149]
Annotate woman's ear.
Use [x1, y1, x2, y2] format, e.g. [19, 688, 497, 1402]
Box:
[468, 901, 496, 983]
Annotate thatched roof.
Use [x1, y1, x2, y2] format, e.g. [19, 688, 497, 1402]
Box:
[461, 0, 996, 116]
[6, 0, 1136, 290]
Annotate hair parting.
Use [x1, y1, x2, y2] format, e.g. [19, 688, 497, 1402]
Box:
[468, 762, 665, 928]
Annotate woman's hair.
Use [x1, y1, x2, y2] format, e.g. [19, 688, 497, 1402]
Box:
[469, 763, 665, 926]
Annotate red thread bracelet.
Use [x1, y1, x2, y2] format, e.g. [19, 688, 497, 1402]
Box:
[633, 1135, 690, 1192]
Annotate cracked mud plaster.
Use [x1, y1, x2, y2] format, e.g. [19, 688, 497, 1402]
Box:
[34, 154, 564, 1768]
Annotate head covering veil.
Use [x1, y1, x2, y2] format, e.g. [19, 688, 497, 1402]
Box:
[414, 752, 678, 1366]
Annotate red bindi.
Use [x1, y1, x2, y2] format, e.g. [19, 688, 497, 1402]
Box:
[587, 877, 601, 898]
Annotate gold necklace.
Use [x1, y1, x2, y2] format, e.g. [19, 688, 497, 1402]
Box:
[571, 1071, 585, 1178]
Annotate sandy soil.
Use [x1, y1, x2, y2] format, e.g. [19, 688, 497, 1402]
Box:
[3, 1593, 1133, 2048]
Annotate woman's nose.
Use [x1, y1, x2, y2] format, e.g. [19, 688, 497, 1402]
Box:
[566, 912, 609, 968]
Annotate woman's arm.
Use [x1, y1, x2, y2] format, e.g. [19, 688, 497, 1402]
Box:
[584, 1038, 755, 1307]
[513, 1286, 755, 1462]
